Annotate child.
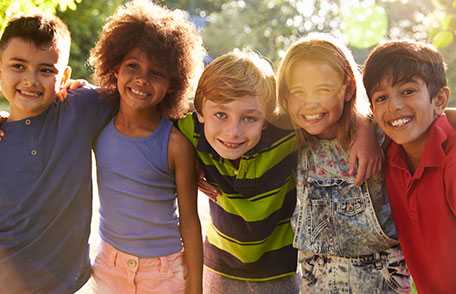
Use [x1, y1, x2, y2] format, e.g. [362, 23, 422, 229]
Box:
[176, 50, 383, 294]
[363, 40, 456, 293]
[276, 35, 410, 293]
[88, 1, 205, 293]
[0, 14, 114, 293]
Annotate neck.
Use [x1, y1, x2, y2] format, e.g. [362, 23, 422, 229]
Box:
[114, 106, 162, 137]
[402, 143, 425, 173]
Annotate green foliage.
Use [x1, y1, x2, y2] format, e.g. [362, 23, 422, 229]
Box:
[341, 2, 388, 48]
[0, 0, 81, 33]
[57, 0, 124, 80]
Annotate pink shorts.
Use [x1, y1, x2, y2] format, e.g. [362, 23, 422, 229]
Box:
[92, 241, 187, 294]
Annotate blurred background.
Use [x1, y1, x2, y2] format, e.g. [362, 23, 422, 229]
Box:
[1, 0, 456, 112]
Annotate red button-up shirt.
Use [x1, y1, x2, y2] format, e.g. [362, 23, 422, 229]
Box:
[386, 115, 456, 294]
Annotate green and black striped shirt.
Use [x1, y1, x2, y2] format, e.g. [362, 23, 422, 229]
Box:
[177, 113, 298, 281]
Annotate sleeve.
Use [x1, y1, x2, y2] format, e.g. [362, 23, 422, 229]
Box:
[445, 157, 456, 216]
[176, 112, 198, 147]
[65, 87, 116, 133]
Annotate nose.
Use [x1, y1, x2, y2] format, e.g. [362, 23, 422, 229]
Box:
[224, 119, 241, 138]
[134, 74, 150, 86]
[387, 95, 404, 111]
[22, 72, 38, 87]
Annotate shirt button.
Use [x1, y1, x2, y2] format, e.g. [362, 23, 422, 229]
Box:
[127, 259, 137, 268]
[25, 119, 31, 125]
[31, 150, 37, 156]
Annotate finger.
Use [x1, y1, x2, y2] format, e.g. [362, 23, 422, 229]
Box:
[348, 151, 357, 176]
[198, 187, 218, 201]
[0, 130, 4, 141]
[197, 180, 219, 199]
[354, 158, 367, 186]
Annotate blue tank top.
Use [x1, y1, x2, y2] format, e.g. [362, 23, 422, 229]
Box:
[95, 117, 181, 257]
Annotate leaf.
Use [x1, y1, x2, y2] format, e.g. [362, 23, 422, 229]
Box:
[432, 31, 454, 48]
[341, 3, 388, 48]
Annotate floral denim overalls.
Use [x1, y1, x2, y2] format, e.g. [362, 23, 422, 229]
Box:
[292, 140, 410, 294]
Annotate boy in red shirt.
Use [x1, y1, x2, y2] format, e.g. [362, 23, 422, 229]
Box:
[363, 40, 456, 294]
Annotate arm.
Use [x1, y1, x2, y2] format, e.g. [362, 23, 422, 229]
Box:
[445, 107, 456, 128]
[350, 115, 383, 186]
[169, 128, 203, 294]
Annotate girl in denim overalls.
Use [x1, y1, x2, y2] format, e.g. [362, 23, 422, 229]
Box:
[276, 34, 410, 293]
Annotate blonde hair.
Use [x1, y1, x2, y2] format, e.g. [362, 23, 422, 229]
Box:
[276, 33, 370, 150]
[194, 50, 276, 119]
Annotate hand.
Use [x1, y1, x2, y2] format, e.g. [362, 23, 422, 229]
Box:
[0, 111, 9, 141]
[57, 79, 89, 101]
[349, 118, 383, 186]
[196, 167, 220, 201]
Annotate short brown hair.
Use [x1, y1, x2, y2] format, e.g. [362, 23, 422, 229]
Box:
[277, 34, 368, 149]
[90, 0, 205, 119]
[0, 14, 71, 65]
[363, 40, 447, 101]
[194, 50, 276, 119]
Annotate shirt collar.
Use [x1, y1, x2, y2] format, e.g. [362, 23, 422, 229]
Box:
[388, 115, 455, 178]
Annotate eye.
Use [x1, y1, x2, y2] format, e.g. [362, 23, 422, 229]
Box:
[373, 95, 388, 104]
[214, 112, 227, 120]
[242, 116, 258, 123]
[10, 63, 25, 71]
[401, 88, 416, 96]
[40, 67, 57, 75]
[126, 62, 139, 70]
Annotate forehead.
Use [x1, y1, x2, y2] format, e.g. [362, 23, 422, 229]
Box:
[373, 74, 425, 92]
[288, 60, 343, 87]
[203, 96, 266, 114]
[1, 37, 61, 65]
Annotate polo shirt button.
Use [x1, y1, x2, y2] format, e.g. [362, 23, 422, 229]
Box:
[31, 150, 37, 156]
[127, 259, 137, 268]
[25, 119, 31, 125]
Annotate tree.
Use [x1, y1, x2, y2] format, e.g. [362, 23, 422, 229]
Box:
[0, 0, 81, 33]
[57, 0, 124, 80]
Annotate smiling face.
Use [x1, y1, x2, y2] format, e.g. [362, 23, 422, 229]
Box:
[371, 75, 447, 155]
[197, 97, 266, 160]
[0, 38, 70, 121]
[115, 48, 170, 113]
[286, 60, 348, 139]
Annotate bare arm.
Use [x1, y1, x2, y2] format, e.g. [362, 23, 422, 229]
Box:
[349, 115, 383, 186]
[169, 127, 203, 294]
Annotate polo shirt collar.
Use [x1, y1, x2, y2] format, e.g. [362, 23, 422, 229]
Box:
[388, 115, 455, 179]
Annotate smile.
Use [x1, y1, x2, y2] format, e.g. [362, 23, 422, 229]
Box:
[217, 139, 245, 149]
[17, 89, 42, 98]
[129, 87, 149, 97]
[301, 112, 326, 122]
[388, 116, 412, 128]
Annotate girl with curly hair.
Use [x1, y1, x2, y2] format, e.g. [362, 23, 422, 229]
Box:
[88, 1, 206, 293]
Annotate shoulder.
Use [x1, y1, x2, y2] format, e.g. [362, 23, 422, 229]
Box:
[169, 126, 194, 156]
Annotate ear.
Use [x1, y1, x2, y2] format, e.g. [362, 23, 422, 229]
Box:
[343, 81, 355, 102]
[432, 87, 449, 116]
[59, 66, 72, 89]
[196, 111, 205, 123]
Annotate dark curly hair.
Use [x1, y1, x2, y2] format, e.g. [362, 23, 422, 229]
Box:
[89, 0, 205, 118]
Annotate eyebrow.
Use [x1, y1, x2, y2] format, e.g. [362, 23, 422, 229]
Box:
[9, 57, 57, 68]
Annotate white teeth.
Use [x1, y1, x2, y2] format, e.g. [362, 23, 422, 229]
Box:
[304, 113, 324, 120]
[130, 88, 147, 96]
[20, 90, 40, 97]
[220, 141, 243, 148]
[390, 117, 411, 127]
